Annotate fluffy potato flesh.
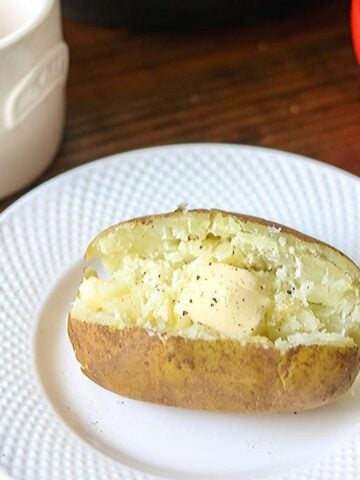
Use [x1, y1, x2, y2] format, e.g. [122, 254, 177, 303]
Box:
[71, 209, 360, 349]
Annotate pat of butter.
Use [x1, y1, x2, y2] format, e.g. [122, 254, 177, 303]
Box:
[176, 263, 269, 337]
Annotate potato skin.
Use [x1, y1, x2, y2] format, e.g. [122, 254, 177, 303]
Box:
[68, 316, 360, 413]
[70, 209, 360, 413]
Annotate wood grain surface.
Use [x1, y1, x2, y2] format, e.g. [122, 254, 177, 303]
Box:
[1, 0, 359, 212]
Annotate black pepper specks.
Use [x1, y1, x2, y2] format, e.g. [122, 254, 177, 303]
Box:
[182, 310, 188, 316]
[196, 275, 200, 280]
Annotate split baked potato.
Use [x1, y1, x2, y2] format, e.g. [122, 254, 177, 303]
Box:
[68, 209, 360, 413]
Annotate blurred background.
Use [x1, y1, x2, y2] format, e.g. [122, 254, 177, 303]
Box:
[2, 0, 359, 209]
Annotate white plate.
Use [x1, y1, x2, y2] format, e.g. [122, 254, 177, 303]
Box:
[0, 144, 359, 480]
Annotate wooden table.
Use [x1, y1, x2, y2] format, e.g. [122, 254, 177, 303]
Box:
[1, 0, 359, 212]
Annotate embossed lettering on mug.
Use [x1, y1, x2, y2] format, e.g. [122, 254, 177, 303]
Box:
[4, 42, 69, 129]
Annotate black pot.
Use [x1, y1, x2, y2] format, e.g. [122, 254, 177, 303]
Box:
[61, 0, 312, 29]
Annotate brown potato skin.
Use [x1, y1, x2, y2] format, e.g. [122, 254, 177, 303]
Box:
[71, 209, 360, 413]
[68, 316, 360, 413]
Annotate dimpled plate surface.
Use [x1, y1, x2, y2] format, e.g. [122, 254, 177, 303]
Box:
[0, 144, 359, 480]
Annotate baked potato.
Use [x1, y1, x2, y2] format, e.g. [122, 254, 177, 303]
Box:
[68, 208, 360, 413]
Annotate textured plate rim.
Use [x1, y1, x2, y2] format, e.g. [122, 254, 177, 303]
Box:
[1, 142, 359, 224]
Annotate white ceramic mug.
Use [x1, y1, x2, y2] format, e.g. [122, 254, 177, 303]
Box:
[0, 0, 69, 199]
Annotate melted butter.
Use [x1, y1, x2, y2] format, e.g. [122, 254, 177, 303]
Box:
[176, 263, 270, 337]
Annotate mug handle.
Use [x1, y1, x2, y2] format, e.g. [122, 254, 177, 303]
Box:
[352, 0, 360, 63]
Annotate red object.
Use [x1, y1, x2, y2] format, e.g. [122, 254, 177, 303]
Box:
[352, 0, 360, 63]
